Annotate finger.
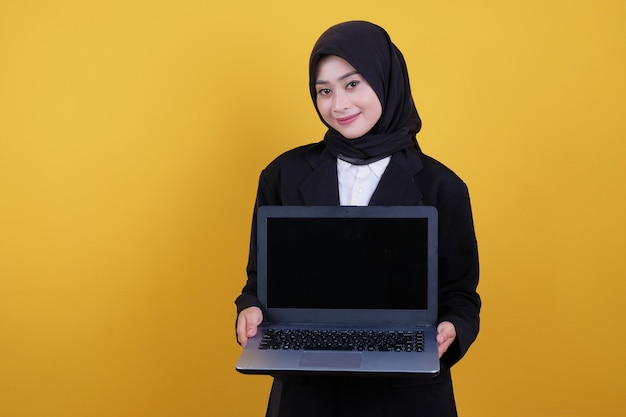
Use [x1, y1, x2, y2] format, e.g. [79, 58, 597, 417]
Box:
[437, 322, 456, 343]
[436, 322, 456, 358]
[438, 337, 453, 358]
[247, 308, 263, 336]
[246, 321, 258, 338]
[437, 331, 453, 344]
[237, 317, 249, 347]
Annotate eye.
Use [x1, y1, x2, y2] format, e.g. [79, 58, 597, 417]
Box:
[317, 88, 331, 96]
[346, 80, 360, 89]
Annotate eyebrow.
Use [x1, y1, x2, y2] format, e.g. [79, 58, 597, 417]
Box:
[315, 70, 360, 85]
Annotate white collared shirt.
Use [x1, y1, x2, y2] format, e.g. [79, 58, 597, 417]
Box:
[337, 156, 391, 206]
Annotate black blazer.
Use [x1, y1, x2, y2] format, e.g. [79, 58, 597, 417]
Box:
[236, 141, 480, 370]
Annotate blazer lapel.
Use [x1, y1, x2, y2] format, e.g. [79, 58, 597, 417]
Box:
[298, 145, 424, 206]
[369, 148, 424, 206]
[299, 151, 340, 205]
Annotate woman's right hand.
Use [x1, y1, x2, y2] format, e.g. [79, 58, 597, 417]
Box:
[236, 306, 263, 347]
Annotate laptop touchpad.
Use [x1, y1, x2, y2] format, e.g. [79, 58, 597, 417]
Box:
[299, 352, 362, 368]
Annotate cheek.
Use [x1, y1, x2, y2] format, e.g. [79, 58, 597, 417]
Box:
[373, 102, 383, 121]
[316, 97, 327, 113]
[316, 100, 332, 122]
[361, 90, 382, 117]
[366, 95, 383, 123]
[370, 90, 383, 117]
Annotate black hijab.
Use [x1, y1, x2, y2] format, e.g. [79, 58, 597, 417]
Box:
[309, 21, 421, 165]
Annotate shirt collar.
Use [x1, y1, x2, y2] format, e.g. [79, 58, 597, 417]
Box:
[337, 156, 391, 178]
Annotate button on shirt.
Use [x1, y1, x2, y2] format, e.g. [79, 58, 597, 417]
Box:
[337, 156, 391, 206]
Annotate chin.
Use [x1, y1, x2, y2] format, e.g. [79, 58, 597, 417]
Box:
[336, 128, 368, 140]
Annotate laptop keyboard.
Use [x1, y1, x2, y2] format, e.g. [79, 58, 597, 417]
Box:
[259, 329, 424, 352]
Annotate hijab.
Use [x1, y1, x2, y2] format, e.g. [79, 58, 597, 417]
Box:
[309, 21, 422, 165]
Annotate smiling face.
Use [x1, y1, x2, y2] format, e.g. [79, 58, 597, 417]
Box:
[314, 55, 383, 139]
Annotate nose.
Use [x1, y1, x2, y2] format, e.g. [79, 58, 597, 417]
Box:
[332, 90, 349, 112]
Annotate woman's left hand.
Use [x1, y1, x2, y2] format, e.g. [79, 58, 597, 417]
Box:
[436, 321, 457, 358]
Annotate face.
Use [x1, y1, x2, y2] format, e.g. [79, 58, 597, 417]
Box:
[315, 55, 382, 139]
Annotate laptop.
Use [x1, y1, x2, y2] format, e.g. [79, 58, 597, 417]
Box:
[235, 205, 439, 377]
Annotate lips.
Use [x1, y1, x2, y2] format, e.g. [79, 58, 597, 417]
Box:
[336, 113, 360, 125]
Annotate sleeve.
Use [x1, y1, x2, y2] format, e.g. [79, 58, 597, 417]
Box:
[234, 169, 277, 315]
[234, 144, 317, 316]
[436, 179, 481, 369]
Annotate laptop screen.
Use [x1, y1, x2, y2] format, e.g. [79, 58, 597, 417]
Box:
[266, 216, 429, 310]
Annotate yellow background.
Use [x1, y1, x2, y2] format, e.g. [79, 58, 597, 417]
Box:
[1, 1, 625, 416]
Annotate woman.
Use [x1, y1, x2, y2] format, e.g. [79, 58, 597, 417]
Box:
[235, 20, 480, 417]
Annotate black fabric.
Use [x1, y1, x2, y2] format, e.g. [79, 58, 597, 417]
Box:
[309, 21, 422, 165]
[266, 371, 458, 417]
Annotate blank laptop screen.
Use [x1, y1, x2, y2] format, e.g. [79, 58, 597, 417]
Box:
[266, 217, 429, 310]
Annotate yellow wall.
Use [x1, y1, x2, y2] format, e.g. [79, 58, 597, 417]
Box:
[1, 1, 625, 416]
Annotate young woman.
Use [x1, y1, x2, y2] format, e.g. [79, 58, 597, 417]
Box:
[235, 20, 481, 417]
